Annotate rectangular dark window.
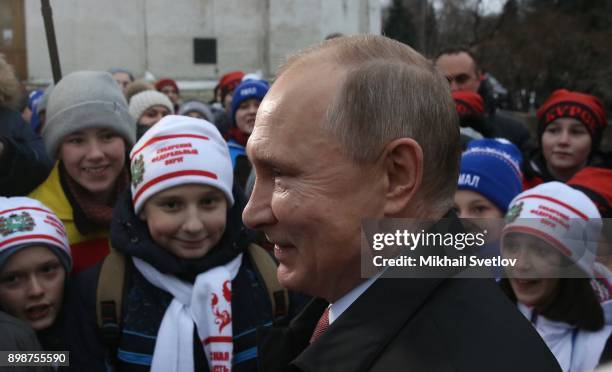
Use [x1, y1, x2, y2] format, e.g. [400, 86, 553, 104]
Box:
[193, 38, 217, 64]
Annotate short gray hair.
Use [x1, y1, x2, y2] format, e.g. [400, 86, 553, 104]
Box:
[278, 35, 461, 208]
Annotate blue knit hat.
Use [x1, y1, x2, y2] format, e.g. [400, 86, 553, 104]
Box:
[230, 79, 269, 126]
[458, 139, 523, 213]
[27, 89, 44, 133]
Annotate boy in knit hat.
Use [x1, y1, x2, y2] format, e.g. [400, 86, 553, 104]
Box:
[455, 139, 523, 228]
[0, 197, 72, 351]
[454, 139, 523, 268]
[29, 70, 135, 274]
[66, 115, 293, 372]
[226, 79, 269, 190]
[128, 90, 174, 139]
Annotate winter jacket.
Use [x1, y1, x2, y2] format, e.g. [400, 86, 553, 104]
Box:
[0, 311, 52, 372]
[227, 139, 251, 190]
[487, 109, 533, 153]
[28, 163, 109, 273]
[258, 211, 561, 372]
[0, 106, 53, 196]
[522, 149, 612, 190]
[517, 301, 612, 371]
[65, 186, 302, 371]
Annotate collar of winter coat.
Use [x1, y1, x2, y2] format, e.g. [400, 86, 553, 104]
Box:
[110, 183, 253, 282]
[258, 210, 469, 372]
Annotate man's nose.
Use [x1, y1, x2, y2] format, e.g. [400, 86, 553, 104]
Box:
[243, 177, 276, 230]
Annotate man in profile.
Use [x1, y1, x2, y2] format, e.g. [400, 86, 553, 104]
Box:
[244, 35, 559, 371]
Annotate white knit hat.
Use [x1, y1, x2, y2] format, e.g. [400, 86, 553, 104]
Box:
[503, 181, 602, 277]
[129, 90, 174, 122]
[0, 197, 72, 273]
[129, 115, 234, 214]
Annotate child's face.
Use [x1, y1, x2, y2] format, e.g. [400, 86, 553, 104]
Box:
[235, 98, 260, 134]
[59, 127, 126, 202]
[502, 233, 562, 308]
[140, 184, 228, 259]
[0, 246, 66, 331]
[454, 189, 504, 241]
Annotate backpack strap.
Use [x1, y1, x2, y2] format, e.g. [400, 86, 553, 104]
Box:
[247, 243, 289, 318]
[96, 245, 126, 353]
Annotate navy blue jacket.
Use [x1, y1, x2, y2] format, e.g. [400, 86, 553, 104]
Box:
[0, 106, 53, 196]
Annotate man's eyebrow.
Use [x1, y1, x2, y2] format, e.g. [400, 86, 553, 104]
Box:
[253, 151, 296, 170]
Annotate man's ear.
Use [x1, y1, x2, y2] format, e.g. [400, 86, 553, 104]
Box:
[381, 138, 423, 215]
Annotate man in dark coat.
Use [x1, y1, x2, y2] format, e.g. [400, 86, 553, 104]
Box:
[243, 35, 561, 371]
[435, 47, 532, 152]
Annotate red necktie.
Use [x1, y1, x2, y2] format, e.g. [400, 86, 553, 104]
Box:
[309, 307, 330, 344]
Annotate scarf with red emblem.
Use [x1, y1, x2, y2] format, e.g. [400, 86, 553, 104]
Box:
[133, 253, 243, 372]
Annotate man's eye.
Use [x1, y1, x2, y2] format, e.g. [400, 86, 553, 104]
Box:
[454, 74, 471, 84]
[271, 168, 282, 179]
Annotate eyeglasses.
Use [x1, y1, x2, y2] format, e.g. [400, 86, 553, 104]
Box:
[445, 73, 474, 85]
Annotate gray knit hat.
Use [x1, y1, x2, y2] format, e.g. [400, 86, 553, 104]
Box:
[42, 71, 136, 159]
[128, 90, 173, 122]
[178, 100, 215, 123]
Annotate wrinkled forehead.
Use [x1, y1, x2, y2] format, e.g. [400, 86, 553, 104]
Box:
[247, 61, 346, 158]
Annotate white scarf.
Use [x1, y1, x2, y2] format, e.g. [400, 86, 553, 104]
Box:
[518, 302, 612, 372]
[133, 254, 243, 372]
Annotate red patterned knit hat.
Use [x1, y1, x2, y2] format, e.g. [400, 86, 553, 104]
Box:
[536, 89, 607, 142]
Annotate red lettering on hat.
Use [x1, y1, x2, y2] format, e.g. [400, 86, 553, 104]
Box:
[165, 157, 184, 165]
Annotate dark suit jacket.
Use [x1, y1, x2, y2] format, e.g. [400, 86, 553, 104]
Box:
[257, 214, 561, 372]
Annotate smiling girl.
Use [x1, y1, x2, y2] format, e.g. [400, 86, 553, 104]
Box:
[499, 182, 612, 371]
[29, 71, 135, 273]
[523, 89, 608, 189]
